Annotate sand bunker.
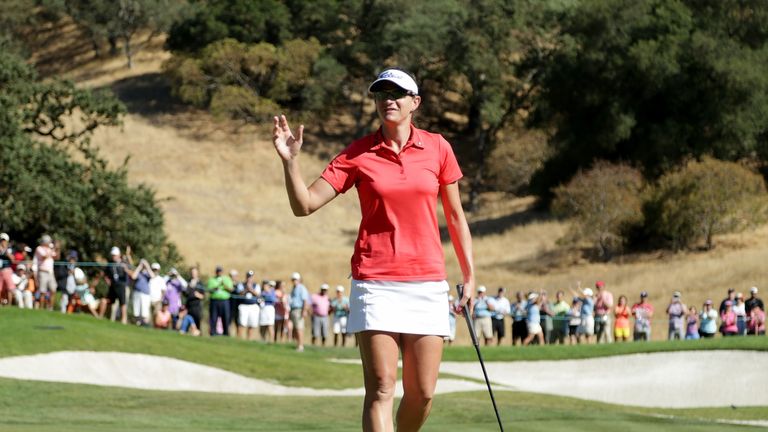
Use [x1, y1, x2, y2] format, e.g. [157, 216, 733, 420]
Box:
[441, 350, 768, 408]
[0, 350, 765, 409]
[0, 351, 491, 397]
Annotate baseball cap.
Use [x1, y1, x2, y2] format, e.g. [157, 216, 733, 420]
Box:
[246, 270, 255, 277]
[229, 269, 239, 277]
[110, 246, 121, 256]
[17, 263, 26, 271]
[640, 291, 648, 298]
[67, 250, 78, 260]
[736, 292, 744, 299]
[595, 280, 605, 288]
[368, 69, 419, 95]
[704, 299, 713, 305]
[583, 288, 594, 297]
[477, 285, 487, 293]
[673, 291, 681, 298]
[751, 286, 758, 294]
[41, 234, 52, 244]
[74, 267, 86, 284]
[336, 285, 344, 292]
[320, 283, 329, 290]
[150, 262, 161, 270]
[291, 272, 301, 280]
[0, 233, 9, 241]
[169, 267, 178, 275]
[528, 292, 539, 301]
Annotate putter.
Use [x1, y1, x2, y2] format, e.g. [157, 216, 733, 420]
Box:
[457, 284, 505, 432]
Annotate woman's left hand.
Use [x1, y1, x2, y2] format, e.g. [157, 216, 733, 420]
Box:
[455, 280, 475, 316]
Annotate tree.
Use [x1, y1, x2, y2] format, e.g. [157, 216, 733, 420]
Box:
[552, 161, 645, 259]
[166, 0, 291, 53]
[164, 37, 345, 123]
[59, 0, 189, 67]
[524, 0, 768, 199]
[0, 49, 181, 265]
[644, 157, 768, 250]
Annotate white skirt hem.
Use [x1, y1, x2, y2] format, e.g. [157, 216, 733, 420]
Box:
[346, 279, 450, 337]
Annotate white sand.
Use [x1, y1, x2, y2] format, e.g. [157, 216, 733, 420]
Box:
[0, 350, 765, 409]
[441, 350, 768, 408]
[0, 351, 491, 397]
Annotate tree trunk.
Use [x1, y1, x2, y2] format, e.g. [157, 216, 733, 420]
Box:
[123, 34, 133, 69]
[466, 91, 486, 212]
[108, 34, 119, 56]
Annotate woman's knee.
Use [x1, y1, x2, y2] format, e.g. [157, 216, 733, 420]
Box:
[403, 384, 434, 406]
[366, 374, 397, 401]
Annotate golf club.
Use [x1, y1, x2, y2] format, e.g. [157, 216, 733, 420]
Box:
[457, 283, 505, 432]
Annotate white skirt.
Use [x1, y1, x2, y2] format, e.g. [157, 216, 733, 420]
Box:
[347, 279, 450, 337]
[259, 305, 276, 326]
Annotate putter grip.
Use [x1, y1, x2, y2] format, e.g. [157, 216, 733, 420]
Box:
[456, 284, 479, 347]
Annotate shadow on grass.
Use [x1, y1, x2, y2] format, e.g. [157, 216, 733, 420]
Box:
[109, 72, 182, 116]
[440, 204, 554, 242]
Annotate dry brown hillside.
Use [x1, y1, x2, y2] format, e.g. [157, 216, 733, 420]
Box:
[27, 20, 768, 340]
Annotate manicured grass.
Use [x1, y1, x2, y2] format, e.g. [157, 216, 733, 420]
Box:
[0, 308, 363, 389]
[441, 333, 768, 362]
[0, 378, 765, 431]
[2, 308, 767, 384]
[0, 308, 766, 431]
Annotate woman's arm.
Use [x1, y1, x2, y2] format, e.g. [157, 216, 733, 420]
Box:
[440, 182, 475, 311]
[272, 115, 338, 216]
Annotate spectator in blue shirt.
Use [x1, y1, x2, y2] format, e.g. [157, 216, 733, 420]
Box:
[289, 272, 310, 352]
[473, 286, 494, 345]
[523, 292, 544, 345]
[511, 290, 528, 346]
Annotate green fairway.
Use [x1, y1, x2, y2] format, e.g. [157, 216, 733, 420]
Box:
[0, 308, 766, 431]
[0, 378, 765, 431]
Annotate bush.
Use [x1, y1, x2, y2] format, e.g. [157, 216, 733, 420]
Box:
[0, 49, 182, 265]
[644, 156, 768, 250]
[166, 0, 291, 52]
[164, 37, 346, 123]
[552, 161, 645, 259]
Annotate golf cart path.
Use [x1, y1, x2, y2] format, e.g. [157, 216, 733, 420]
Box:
[0, 350, 765, 410]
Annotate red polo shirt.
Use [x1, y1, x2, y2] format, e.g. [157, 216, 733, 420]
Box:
[321, 125, 463, 281]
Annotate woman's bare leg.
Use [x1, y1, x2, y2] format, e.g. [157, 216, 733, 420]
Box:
[358, 331, 399, 432]
[396, 334, 443, 432]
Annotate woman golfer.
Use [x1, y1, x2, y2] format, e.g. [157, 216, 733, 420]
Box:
[272, 68, 475, 431]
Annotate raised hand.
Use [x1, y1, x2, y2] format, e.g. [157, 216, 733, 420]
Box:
[272, 115, 304, 161]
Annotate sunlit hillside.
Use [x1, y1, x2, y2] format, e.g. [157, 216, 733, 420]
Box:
[25, 18, 768, 340]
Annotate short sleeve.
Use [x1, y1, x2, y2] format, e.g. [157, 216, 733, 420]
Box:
[321, 149, 358, 194]
[438, 135, 463, 185]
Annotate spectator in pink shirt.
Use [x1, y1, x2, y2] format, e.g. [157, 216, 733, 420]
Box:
[720, 300, 738, 336]
[593, 280, 614, 343]
[0, 233, 16, 306]
[32, 234, 59, 311]
[748, 306, 765, 335]
[311, 284, 331, 346]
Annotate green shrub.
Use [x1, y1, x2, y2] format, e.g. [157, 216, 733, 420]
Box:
[553, 161, 645, 259]
[164, 37, 345, 123]
[645, 156, 768, 250]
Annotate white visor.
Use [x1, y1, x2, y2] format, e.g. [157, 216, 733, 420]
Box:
[368, 69, 418, 95]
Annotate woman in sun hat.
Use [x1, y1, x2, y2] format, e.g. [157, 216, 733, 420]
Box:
[272, 67, 475, 431]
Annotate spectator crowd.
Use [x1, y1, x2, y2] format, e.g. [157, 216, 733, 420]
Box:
[1, 233, 765, 351]
[455, 280, 765, 346]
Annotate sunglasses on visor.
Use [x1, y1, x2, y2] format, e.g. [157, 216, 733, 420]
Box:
[372, 89, 415, 101]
